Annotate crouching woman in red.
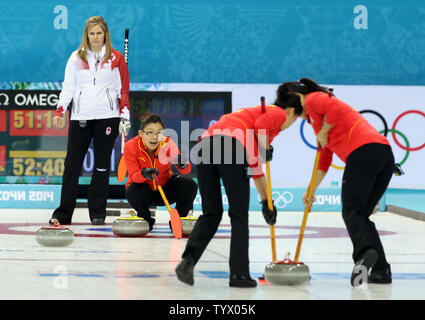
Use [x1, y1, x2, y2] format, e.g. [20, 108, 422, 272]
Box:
[277, 78, 395, 287]
[123, 114, 198, 232]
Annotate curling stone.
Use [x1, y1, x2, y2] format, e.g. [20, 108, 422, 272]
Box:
[180, 211, 198, 237]
[112, 211, 149, 237]
[35, 225, 74, 247]
[264, 252, 310, 285]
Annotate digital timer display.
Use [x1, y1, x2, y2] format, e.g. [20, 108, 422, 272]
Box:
[10, 110, 68, 136]
[10, 150, 66, 176]
[0, 90, 69, 181]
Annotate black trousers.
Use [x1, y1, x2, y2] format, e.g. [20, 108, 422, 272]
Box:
[182, 135, 251, 276]
[341, 143, 394, 269]
[52, 118, 120, 223]
[126, 175, 198, 222]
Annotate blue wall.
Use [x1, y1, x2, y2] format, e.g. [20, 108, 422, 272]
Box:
[1, 0, 424, 85]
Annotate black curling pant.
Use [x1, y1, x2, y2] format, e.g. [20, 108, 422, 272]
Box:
[341, 143, 394, 270]
[126, 175, 198, 222]
[182, 135, 251, 276]
[52, 118, 120, 223]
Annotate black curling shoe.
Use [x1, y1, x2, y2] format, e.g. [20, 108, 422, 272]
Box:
[91, 218, 105, 225]
[147, 218, 156, 231]
[368, 265, 392, 284]
[351, 248, 378, 287]
[175, 257, 195, 286]
[229, 275, 257, 288]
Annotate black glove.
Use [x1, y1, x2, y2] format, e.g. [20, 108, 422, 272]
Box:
[174, 154, 189, 170]
[141, 168, 159, 180]
[261, 200, 277, 225]
[266, 145, 274, 162]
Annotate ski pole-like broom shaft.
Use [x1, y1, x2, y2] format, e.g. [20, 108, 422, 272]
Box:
[116, 28, 130, 182]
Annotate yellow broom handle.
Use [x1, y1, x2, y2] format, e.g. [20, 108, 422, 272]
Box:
[262, 96, 277, 262]
[266, 161, 277, 262]
[294, 150, 321, 262]
[266, 162, 273, 211]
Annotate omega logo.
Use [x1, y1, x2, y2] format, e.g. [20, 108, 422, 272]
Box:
[13, 93, 59, 107]
[0, 93, 9, 106]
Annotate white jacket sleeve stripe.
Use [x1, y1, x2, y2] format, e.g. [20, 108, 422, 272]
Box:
[57, 52, 77, 114]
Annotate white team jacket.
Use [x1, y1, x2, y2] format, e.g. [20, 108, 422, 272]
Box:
[55, 45, 130, 121]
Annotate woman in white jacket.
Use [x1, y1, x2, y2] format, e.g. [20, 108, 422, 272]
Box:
[50, 16, 130, 225]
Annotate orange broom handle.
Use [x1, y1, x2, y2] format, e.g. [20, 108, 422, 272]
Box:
[153, 174, 172, 213]
[158, 185, 172, 213]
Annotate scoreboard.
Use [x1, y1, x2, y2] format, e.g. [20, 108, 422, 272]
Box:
[0, 89, 232, 186]
[0, 91, 68, 183]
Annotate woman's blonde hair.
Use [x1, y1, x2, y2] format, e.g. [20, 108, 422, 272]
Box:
[77, 16, 112, 62]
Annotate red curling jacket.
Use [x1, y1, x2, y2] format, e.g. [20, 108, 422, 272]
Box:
[201, 105, 287, 179]
[124, 135, 191, 190]
[304, 92, 390, 172]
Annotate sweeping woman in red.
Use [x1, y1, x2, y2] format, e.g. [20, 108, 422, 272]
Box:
[175, 97, 302, 288]
[277, 78, 395, 286]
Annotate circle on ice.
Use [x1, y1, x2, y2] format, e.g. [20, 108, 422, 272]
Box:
[0, 222, 396, 239]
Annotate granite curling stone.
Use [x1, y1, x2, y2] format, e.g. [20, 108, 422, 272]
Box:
[264, 252, 310, 285]
[35, 225, 74, 247]
[112, 214, 149, 237]
[180, 211, 198, 237]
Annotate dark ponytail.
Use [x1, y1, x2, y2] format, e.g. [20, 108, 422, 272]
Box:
[274, 78, 333, 115]
[276, 80, 310, 97]
[298, 78, 332, 95]
[277, 78, 332, 96]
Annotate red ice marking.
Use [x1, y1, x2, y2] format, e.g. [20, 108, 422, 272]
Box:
[0, 222, 397, 239]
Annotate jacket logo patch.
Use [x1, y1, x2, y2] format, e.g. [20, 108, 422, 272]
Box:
[106, 127, 111, 135]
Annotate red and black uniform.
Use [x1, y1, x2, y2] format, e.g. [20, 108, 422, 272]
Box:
[124, 135, 197, 224]
[181, 105, 287, 277]
[305, 92, 394, 270]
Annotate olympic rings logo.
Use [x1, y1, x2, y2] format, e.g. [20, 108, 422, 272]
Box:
[257, 191, 293, 209]
[300, 109, 425, 170]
